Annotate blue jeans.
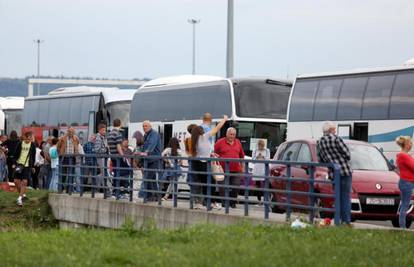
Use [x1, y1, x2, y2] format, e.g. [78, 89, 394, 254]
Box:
[49, 168, 58, 192]
[399, 179, 414, 228]
[340, 175, 352, 224]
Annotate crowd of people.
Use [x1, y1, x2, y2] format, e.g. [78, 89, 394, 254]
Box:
[1, 113, 414, 228]
[0, 112, 272, 209]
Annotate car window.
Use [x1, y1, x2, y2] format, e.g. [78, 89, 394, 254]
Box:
[275, 143, 287, 160]
[297, 144, 312, 162]
[281, 142, 301, 161]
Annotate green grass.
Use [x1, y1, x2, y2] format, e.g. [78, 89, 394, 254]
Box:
[0, 223, 413, 267]
[0, 190, 57, 231]
[0, 190, 413, 267]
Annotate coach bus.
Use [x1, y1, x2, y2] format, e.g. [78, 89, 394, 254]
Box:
[0, 97, 24, 136]
[22, 86, 136, 144]
[287, 63, 414, 159]
[129, 75, 292, 156]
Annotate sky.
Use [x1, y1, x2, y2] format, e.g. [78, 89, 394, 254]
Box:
[0, 0, 413, 80]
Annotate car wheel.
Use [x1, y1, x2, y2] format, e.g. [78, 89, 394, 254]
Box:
[313, 198, 325, 218]
[392, 218, 412, 228]
[269, 186, 284, 214]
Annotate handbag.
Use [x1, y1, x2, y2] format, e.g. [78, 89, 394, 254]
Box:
[211, 161, 225, 182]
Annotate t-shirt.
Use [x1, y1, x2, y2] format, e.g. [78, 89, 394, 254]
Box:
[396, 152, 414, 182]
[107, 129, 123, 155]
[17, 142, 31, 167]
[196, 132, 212, 159]
[50, 146, 58, 169]
[214, 138, 245, 172]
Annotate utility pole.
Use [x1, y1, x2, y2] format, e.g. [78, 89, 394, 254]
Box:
[226, 0, 234, 78]
[188, 19, 200, 75]
[34, 39, 44, 95]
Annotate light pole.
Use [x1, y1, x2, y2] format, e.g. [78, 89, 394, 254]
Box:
[226, 0, 234, 78]
[34, 39, 44, 95]
[187, 19, 200, 75]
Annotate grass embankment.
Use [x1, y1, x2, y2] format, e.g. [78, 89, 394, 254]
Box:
[0, 190, 413, 266]
[0, 190, 57, 231]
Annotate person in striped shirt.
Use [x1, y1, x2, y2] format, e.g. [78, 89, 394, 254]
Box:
[107, 119, 124, 199]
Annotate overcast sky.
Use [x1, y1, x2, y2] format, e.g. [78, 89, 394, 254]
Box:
[1, 0, 413, 80]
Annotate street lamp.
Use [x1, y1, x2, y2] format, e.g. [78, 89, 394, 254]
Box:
[187, 19, 200, 75]
[226, 0, 234, 78]
[33, 39, 44, 95]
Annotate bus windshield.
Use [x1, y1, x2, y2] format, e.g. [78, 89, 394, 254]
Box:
[107, 102, 131, 127]
[5, 110, 22, 136]
[233, 79, 291, 119]
[225, 121, 287, 156]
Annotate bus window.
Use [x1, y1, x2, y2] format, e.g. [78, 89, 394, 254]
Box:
[233, 80, 291, 119]
[362, 74, 394, 120]
[389, 72, 414, 119]
[337, 77, 367, 120]
[288, 80, 319, 122]
[313, 79, 342, 121]
[353, 122, 368, 142]
[232, 121, 286, 156]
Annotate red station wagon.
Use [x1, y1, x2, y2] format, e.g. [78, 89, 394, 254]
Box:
[270, 139, 414, 228]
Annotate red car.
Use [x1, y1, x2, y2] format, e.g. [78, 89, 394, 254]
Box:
[270, 139, 414, 228]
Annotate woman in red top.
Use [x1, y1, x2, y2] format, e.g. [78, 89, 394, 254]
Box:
[395, 136, 414, 228]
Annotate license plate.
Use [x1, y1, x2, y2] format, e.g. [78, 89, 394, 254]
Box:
[366, 198, 395, 206]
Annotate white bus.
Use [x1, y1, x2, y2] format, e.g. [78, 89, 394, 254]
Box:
[23, 86, 136, 144]
[287, 63, 414, 159]
[0, 97, 25, 136]
[129, 75, 292, 156]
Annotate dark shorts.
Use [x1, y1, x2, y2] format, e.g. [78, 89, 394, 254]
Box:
[14, 167, 31, 180]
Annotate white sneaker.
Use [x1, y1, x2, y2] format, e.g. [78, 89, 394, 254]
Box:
[212, 203, 222, 210]
[194, 203, 204, 210]
[23, 194, 27, 199]
[17, 197, 23, 206]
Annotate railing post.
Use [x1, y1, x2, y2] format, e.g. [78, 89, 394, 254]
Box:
[286, 164, 292, 221]
[129, 157, 133, 202]
[114, 157, 120, 200]
[333, 164, 341, 226]
[244, 161, 249, 217]
[157, 158, 162, 205]
[173, 158, 178, 208]
[264, 162, 270, 220]
[80, 155, 84, 197]
[103, 156, 108, 199]
[143, 157, 148, 203]
[91, 161, 96, 198]
[206, 159, 212, 211]
[68, 157, 73, 195]
[308, 165, 315, 223]
[224, 161, 230, 214]
[188, 159, 193, 210]
[58, 156, 63, 193]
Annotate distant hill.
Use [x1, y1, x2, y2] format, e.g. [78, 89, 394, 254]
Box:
[0, 76, 150, 97]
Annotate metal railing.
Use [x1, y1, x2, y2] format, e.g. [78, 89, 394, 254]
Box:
[56, 153, 342, 225]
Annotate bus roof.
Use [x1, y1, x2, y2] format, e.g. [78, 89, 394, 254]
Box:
[139, 75, 292, 91]
[48, 86, 119, 95]
[103, 89, 136, 104]
[297, 64, 414, 79]
[141, 75, 226, 88]
[26, 86, 130, 102]
[0, 97, 25, 110]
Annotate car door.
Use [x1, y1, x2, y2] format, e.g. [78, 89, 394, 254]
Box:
[293, 143, 313, 205]
[273, 142, 301, 203]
